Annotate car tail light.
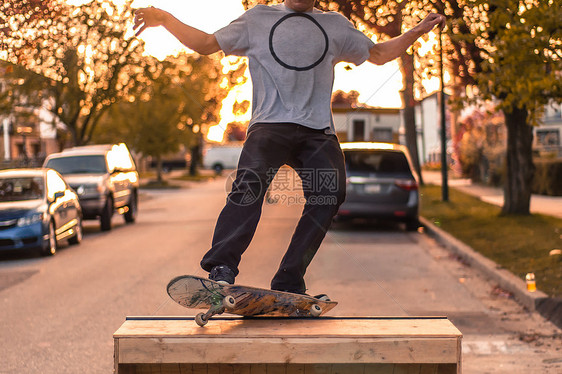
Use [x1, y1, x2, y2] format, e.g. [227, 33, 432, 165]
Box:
[395, 179, 418, 191]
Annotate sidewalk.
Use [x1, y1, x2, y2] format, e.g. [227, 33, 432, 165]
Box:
[422, 170, 562, 219]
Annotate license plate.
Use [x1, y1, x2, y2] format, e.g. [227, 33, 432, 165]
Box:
[364, 184, 381, 194]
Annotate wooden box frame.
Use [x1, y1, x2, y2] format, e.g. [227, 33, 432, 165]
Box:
[114, 317, 462, 374]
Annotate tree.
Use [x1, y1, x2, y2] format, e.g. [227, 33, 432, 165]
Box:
[94, 54, 227, 181]
[1, 0, 64, 135]
[457, 105, 505, 184]
[0, 0, 61, 51]
[448, 0, 562, 214]
[331, 90, 361, 108]
[225, 122, 248, 142]
[478, 0, 561, 214]
[2, 0, 145, 146]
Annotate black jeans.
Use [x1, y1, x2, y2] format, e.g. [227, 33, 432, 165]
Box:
[200, 123, 346, 293]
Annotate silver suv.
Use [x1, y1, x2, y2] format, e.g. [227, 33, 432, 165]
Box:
[43, 144, 139, 231]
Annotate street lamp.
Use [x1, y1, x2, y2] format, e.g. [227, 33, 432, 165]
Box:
[439, 26, 449, 202]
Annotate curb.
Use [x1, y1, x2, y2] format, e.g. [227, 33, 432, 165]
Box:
[419, 216, 550, 312]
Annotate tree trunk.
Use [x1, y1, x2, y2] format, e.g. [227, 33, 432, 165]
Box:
[189, 134, 202, 176]
[156, 156, 164, 184]
[189, 144, 200, 176]
[400, 52, 424, 184]
[501, 105, 534, 215]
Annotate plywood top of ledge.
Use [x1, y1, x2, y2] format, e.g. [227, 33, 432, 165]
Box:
[114, 317, 462, 339]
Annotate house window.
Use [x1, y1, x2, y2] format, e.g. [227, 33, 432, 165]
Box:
[372, 128, 393, 142]
[32, 143, 41, 157]
[16, 143, 25, 158]
[536, 129, 560, 146]
[352, 120, 365, 141]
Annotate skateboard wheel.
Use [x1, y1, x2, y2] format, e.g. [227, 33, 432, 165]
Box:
[223, 295, 236, 310]
[195, 313, 208, 327]
[310, 304, 322, 317]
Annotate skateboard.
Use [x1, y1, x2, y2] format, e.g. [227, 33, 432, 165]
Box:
[167, 275, 338, 326]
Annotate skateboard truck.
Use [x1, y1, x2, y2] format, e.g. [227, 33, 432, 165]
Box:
[195, 294, 236, 327]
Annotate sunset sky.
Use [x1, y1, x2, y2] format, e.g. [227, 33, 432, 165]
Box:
[69, 0, 441, 142]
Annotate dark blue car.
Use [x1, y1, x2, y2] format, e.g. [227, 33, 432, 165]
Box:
[337, 142, 420, 231]
[0, 169, 83, 255]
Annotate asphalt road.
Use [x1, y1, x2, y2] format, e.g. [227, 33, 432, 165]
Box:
[0, 175, 560, 373]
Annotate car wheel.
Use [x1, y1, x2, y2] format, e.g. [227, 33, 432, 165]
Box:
[213, 164, 224, 175]
[100, 196, 113, 231]
[124, 192, 138, 224]
[68, 217, 83, 245]
[41, 220, 57, 256]
[405, 218, 420, 232]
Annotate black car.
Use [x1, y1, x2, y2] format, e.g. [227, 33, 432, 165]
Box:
[0, 168, 83, 255]
[337, 142, 420, 230]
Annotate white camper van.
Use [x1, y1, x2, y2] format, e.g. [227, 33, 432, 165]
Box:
[203, 144, 243, 174]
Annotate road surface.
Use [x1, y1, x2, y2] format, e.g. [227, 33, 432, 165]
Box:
[0, 175, 560, 373]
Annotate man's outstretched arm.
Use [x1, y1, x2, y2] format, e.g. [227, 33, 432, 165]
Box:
[133, 7, 221, 55]
[368, 13, 445, 65]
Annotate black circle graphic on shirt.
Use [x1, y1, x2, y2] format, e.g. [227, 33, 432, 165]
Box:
[269, 12, 329, 71]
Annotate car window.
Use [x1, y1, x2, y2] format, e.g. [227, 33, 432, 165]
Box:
[0, 177, 44, 202]
[45, 155, 108, 174]
[46, 170, 67, 200]
[345, 150, 411, 174]
[107, 144, 134, 172]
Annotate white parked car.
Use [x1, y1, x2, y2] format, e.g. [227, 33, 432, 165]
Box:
[43, 143, 139, 231]
[203, 144, 243, 174]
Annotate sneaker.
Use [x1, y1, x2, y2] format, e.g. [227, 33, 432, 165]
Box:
[208, 265, 235, 285]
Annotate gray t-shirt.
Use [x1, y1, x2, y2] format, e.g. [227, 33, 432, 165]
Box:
[214, 4, 375, 133]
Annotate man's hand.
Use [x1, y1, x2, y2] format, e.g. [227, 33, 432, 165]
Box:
[413, 13, 446, 34]
[133, 7, 168, 37]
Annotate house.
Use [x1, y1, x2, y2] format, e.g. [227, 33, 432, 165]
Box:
[535, 101, 562, 157]
[0, 63, 61, 167]
[0, 103, 60, 167]
[413, 92, 453, 165]
[332, 106, 401, 143]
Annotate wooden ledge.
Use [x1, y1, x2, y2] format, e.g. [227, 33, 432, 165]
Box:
[115, 316, 462, 340]
[114, 317, 462, 369]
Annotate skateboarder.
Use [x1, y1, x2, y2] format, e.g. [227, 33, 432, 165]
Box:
[134, 1, 444, 294]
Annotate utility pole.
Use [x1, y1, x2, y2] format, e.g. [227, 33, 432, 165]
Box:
[439, 27, 449, 202]
[2, 118, 11, 160]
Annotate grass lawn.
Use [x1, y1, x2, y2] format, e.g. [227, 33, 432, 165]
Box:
[420, 185, 562, 297]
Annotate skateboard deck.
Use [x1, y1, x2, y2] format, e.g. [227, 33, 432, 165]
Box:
[167, 275, 337, 326]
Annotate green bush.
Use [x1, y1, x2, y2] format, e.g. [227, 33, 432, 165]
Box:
[533, 159, 562, 196]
